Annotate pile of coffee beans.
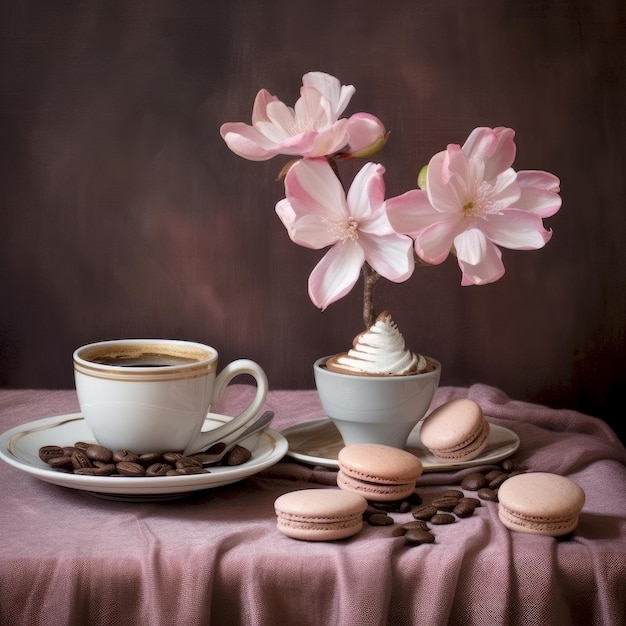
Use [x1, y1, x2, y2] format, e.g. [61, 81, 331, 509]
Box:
[38, 441, 252, 477]
[459, 458, 528, 502]
[359, 458, 528, 546]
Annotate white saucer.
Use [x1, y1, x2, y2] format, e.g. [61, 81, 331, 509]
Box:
[282, 418, 520, 471]
[0, 412, 288, 500]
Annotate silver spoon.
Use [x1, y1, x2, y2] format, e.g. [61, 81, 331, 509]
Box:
[190, 410, 275, 466]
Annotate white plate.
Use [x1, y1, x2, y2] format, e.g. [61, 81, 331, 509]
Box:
[0, 413, 288, 500]
[282, 418, 520, 471]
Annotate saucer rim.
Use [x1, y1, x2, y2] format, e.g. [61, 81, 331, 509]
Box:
[0, 412, 287, 497]
[281, 417, 520, 471]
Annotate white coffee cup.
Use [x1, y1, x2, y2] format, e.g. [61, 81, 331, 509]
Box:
[73, 339, 268, 455]
[314, 356, 441, 449]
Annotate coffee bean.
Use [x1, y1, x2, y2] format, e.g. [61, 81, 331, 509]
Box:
[75, 465, 115, 476]
[477, 488, 499, 502]
[175, 457, 204, 470]
[458, 497, 481, 507]
[85, 445, 113, 463]
[146, 463, 174, 477]
[138, 452, 162, 466]
[73, 467, 101, 475]
[489, 473, 510, 489]
[163, 451, 184, 464]
[501, 459, 515, 472]
[371, 500, 404, 511]
[431, 513, 456, 525]
[440, 489, 464, 498]
[412, 505, 438, 520]
[48, 456, 74, 470]
[38, 445, 65, 463]
[205, 442, 227, 455]
[402, 520, 429, 532]
[368, 513, 394, 526]
[173, 464, 206, 475]
[74, 442, 90, 452]
[484, 470, 504, 482]
[71, 450, 93, 470]
[397, 501, 413, 514]
[113, 450, 139, 464]
[453, 502, 476, 518]
[91, 463, 116, 476]
[224, 445, 252, 466]
[392, 525, 408, 537]
[431, 496, 460, 511]
[404, 529, 436, 545]
[116, 461, 146, 476]
[63, 446, 77, 456]
[461, 472, 488, 491]
[363, 505, 380, 520]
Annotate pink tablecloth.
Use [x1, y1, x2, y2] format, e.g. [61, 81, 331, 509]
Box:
[1, 385, 625, 626]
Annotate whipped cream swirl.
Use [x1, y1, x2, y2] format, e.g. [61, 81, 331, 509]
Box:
[325, 311, 428, 376]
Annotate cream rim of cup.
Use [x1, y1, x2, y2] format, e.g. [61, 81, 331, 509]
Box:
[73, 339, 217, 382]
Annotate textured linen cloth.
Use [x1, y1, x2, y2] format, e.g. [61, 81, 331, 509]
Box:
[0, 386, 625, 626]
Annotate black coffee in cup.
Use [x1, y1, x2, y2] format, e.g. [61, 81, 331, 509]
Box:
[91, 353, 200, 367]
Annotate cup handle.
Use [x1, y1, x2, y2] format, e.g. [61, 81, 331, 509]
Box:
[183, 359, 268, 455]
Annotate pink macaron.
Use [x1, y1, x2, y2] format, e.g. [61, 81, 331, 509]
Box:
[337, 443, 423, 502]
[274, 489, 368, 541]
[498, 472, 586, 536]
[419, 399, 490, 462]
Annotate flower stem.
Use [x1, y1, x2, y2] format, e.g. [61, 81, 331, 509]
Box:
[362, 262, 380, 328]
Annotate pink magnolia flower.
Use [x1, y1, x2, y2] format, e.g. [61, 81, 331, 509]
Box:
[276, 158, 414, 309]
[220, 72, 387, 161]
[386, 127, 562, 286]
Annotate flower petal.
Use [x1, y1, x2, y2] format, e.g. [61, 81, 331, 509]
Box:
[276, 198, 338, 249]
[454, 227, 489, 266]
[414, 214, 465, 264]
[275, 198, 297, 238]
[359, 231, 414, 282]
[307, 119, 350, 156]
[346, 162, 385, 223]
[515, 186, 562, 218]
[308, 242, 364, 310]
[219, 122, 280, 161]
[263, 100, 298, 140]
[302, 71, 355, 117]
[516, 170, 561, 193]
[516, 170, 562, 217]
[294, 87, 332, 129]
[463, 127, 516, 180]
[427, 150, 468, 213]
[385, 189, 441, 236]
[251, 89, 279, 125]
[454, 230, 505, 285]
[482, 209, 552, 250]
[284, 158, 347, 221]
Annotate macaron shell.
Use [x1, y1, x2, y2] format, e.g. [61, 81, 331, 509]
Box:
[337, 469, 416, 502]
[274, 488, 367, 541]
[419, 399, 488, 460]
[428, 421, 490, 461]
[337, 443, 423, 484]
[497, 472, 586, 537]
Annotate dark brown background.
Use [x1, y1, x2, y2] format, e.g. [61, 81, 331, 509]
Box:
[1, 1, 624, 441]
